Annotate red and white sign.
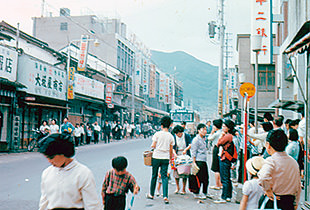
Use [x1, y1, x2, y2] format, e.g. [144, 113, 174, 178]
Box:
[105, 83, 113, 104]
[77, 35, 89, 71]
[251, 0, 272, 64]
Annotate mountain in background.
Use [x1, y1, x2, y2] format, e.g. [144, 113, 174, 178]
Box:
[151, 50, 218, 119]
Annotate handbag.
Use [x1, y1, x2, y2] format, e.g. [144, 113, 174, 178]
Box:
[191, 162, 200, 175]
[255, 194, 281, 210]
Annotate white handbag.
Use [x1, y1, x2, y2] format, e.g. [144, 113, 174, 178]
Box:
[255, 194, 282, 210]
[191, 162, 200, 175]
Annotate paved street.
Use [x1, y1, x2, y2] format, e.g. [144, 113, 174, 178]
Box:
[0, 137, 239, 210]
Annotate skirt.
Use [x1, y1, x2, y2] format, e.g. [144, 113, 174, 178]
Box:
[211, 145, 220, 172]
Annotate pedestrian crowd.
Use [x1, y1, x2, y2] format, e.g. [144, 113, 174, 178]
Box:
[35, 112, 305, 210]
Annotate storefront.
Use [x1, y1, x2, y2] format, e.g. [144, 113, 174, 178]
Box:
[68, 73, 105, 126]
[17, 54, 67, 149]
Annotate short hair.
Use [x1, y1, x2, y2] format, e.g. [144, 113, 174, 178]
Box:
[266, 129, 288, 152]
[52, 119, 57, 124]
[42, 120, 48, 125]
[38, 133, 75, 158]
[261, 122, 273, 132]
[285, 119, 292, 125]
[264, 113, 273, 121]
[278, 115, 284, 121]
[173, 125, 184, 134]
[294, 119, 301, 125]
[160, 116, 173, 128]
[197, 123, 206, 132]
[249, 120, 255, 126]
[223, 119, 236, 135]
[64, 117, 68, 120]
[289, 128, 299, 141]
[181, 121, 186, 126]
[289, 120, 297, 128]
[112, 156, 128, 171]
[213, 119, 223, 129]
[274, 117, 283, 127]
[76, 123, 79, 126]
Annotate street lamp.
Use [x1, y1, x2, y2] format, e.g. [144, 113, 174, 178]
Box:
[251, 35, 262, 133]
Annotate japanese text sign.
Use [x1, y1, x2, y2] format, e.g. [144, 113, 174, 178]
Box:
[105, 83, 113, 104]
[149, 64, 156, 98]
[159, 73, 166, 102]
[17, 54, 67, 100]
[77, 35, 89, 71]
[74, 73, 104, 100]
[0, 45, 18, 82]
[142, 58, 149, 95]
[251, 0, 272, 64]
[67, 67, 75, 99]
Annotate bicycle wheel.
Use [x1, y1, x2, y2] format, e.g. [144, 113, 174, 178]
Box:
[27, 140, 36, 152]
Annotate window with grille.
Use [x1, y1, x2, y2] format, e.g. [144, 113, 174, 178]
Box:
[60, 22, 68, 31]
[258, 64, 275, 91]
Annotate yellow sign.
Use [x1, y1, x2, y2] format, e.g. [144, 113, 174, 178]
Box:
[239, 82, 256, 99]
[67, 67, 75, 99]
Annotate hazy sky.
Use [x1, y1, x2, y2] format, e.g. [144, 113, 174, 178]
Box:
[2, 0, 253, 66]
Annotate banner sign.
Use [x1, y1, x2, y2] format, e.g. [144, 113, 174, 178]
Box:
[105, 83, 113, 104]
[67, 67, 75, 99]
[74, 73, 104, 100]
[159, 73, 166, 102]
[77, 35, 89, 71]
[251, 0, 272, 64]
[142, 59, 149, 95]
[167, 77, 173, 104]
[0, 45, 18, 82]
[135, 52, 142, 96]
[17, 55, 66, 100]
[149, 64, 156, 98]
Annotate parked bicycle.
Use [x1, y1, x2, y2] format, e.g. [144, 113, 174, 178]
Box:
[27, 129, 48, 152]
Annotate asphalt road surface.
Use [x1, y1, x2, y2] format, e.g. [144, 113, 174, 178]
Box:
[0, 137, 239, 210]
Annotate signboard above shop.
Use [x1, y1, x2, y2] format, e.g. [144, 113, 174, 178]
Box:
[74, 73, 104, 100]
[0, 45, 18, 82]
[170, 107, 194, 122]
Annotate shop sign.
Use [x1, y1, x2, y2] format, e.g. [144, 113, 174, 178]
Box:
[77, 35, 89, 71]
[142, 58, 149, 95]
[74, 73, 104, 100]
[107, 104, 114, 109]
[105, 83, 113, 104]
[159, 73, 166, 102]
[251, 0, 272, 64]
[135, 52, 142, 96]
[0, 45, 18, 82]
[67, 67, 75, 99]
[149, 64, 156, 98]
[17, 55, 66, 100]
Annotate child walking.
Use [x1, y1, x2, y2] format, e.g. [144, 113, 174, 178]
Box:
[102, 156, 140, 210]
[239, 156, 265, 210]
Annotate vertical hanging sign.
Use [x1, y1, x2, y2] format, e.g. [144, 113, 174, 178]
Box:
[149, 64, 156, 98]
[251, 0, 272, 64]
[142, 59, 149, 95]
[67, 67, 75, 99]
[77, 35, 89, 71]
[159, 73, 166, 102]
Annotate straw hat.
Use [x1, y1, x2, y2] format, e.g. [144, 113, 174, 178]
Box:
[246, 156, 265, 176]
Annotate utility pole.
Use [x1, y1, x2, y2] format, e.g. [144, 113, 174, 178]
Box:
[218, 0, 225, 117]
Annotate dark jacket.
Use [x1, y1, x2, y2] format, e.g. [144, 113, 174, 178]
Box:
[103, 124, 111, 134]
[173, 133, 192, 156]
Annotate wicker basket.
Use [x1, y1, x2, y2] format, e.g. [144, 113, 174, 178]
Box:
[143, 151, 153, 166]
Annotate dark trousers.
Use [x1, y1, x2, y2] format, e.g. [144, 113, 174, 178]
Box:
[219, 158, 232, 199]
[150, 158, 169, 198]
[104, 133, 110, 143]
[195, 161, 209, 195]
[86, 136, 91, 144]
[80, 134, 84, 144]
[94, 131, 99, 144]
[260, 195, 295, 210]
[74, 136, 80, 146]
[237, 149, 251, 183]
[104, 194, 126, 210]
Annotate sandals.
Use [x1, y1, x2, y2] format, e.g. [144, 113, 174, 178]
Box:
[146, 194, 154, 200]
[180, 191, 186, 195]
[174, 190, 180, 194]
[164, 197, 169, 204]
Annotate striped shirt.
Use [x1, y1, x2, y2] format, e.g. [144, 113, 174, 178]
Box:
[102, 169, 137, 198]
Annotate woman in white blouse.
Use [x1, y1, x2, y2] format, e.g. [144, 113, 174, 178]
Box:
[38, 133, 101, 210]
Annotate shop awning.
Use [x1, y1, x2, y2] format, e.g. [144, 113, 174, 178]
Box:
[143, 105, 169, 116]
[0, 78, 26, 88]
[25, 102, 69, 110]
[284, 21, 310, 56]
[269, 99, 304, 112]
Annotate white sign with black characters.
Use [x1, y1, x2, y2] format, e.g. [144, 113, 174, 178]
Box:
[74, 73, 105, 100]
[0, 45, 18, 82]
[17, 54, 67, 100]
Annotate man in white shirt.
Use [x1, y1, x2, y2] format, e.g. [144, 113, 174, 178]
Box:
[74, 124, 82, 146]
[92, 121, 101, 144]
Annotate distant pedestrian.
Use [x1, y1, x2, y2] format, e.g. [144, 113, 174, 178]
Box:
[60, 117, 75, 135]
[38, 133, 101, 210]
[258, 129, 301, 210]
[101, 156, 140, 210]
[93, 121, 101, 144]
[73, 123, 82, 146]
[80, 123, 85, 145]
[146, 116, 174, 204]
[206, 120, 212, 135]
[103, 120, 112, 143]
[49, 119, 59, 134]
[285, 128, 300, 161]
[115, 121, 122, 140]
[86, 123, 92, 144]
[239, 156, 265, 210]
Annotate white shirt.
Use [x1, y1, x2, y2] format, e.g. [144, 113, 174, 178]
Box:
[207, 129, 222, 145]
[242, 179, 264, 210]
[40, 125, 50, 133]
[74, 127, 82, 137]
[176, 133, 186, 153]
[298, 118, 305, 138]
[152, 131, 175, 159]
[93, 124, 101, 132]
[49, 125, 59, 134]
[39, 159, 101, 210]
